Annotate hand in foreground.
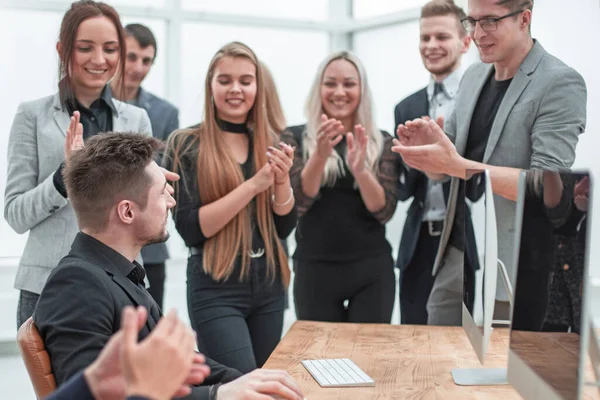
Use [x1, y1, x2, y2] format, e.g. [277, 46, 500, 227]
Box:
[122, 307, 210, 400]
[217, 369, 305, 400]
[83, 306, 210, 400]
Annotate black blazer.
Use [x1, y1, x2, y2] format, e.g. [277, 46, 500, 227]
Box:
[394, 88, 480, 273]
[34, 233, 242, 400]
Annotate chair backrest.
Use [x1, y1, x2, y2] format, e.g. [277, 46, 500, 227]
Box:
[17, 317, 56, 399]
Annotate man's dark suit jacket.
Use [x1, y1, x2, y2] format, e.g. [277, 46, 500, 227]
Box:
[394, 88, 481, 273]
[34, 233, 242, 400]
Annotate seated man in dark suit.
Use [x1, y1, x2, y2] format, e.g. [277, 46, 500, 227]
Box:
[34, 132, 304, 400]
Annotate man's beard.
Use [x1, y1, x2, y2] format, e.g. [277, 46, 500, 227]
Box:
[144, 230, 170, 246]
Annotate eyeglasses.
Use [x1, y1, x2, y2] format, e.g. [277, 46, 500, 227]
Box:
[461, 9, 524, 33]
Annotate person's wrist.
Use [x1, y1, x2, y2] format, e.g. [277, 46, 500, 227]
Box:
[313, 151, 329, 163]
[353, 168, 368, 180]
[275, 176, 289, 186]
[244, 179, 260, 197]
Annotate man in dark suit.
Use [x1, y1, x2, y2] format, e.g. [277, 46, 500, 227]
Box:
[111, 23, 179, 309]
[394, 0, 479, 325]
[34, 133, 304, 400]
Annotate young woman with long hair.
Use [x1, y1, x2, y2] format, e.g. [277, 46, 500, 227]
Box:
[165, 42, 296, 373]
[281, 51, 399, 323]
[5, 0, 152, 329]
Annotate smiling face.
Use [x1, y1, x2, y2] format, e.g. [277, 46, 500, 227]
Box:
[68, 16, 120, 95]
[419, 14, 470, 78]
[210, 56, 257, 124]
[468, 0, 528, 65]
[320, 59, 361, 124]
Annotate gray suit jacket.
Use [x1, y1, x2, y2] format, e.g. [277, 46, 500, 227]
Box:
[4, 92, 152, 294]
[136, 88, 179, 264]
[434, 41, 586, 301]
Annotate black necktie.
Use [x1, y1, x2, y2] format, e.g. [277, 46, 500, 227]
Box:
[433, 82, 444, 97]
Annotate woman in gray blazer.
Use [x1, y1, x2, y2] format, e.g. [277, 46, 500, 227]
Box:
[4, 0, 152, 329]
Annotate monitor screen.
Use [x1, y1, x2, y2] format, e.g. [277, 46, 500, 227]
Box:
[509, 170, 591, 399]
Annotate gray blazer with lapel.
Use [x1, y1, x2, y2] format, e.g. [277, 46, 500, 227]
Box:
[135, 88, 179, 264]
[4, 92, 152, 294]
[433, 41, 586, 301]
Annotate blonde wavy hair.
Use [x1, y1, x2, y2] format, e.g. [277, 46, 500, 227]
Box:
[303, 51, 383, 186]
[166, 42, 289, 287]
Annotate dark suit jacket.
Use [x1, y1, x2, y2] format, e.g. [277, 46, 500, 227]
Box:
[47, 371, 149, 400]
[394, 88, 480, 273]
[137, 88, 179, 264]
[34, 233, 242, 400]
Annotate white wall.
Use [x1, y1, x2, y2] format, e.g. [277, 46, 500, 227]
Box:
[0, 0, 598, 332]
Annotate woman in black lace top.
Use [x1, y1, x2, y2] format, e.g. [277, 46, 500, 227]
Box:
[281, 51, 399, 323]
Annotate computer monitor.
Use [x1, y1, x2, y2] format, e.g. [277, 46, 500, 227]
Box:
[508, 169, 595, 399]
[452, 169, 508, 385]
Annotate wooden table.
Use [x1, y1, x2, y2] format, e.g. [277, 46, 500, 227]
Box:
[264, 321, 521, 399]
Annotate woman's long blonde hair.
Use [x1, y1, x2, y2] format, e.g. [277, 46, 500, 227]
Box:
[261, 61, 287, 134]
[304, 51, 383, 186]
[167, 42, 289, 287]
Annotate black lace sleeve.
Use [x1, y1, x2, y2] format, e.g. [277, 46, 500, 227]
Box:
[371, 132, 399, 224]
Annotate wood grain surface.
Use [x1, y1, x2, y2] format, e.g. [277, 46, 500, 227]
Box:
[264, 321, 522, 399]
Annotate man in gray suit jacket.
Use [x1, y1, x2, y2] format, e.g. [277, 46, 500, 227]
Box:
[111, 23, 179, 309]
[392, 0, 586, 326]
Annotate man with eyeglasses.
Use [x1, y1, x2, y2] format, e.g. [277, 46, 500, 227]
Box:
[391, 0, 587, 325]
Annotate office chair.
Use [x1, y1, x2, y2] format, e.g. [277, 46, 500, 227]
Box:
[17, 317, 56, 399]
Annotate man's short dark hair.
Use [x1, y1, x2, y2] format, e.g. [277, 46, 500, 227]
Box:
[421, 0, 468, 37]
[496, 0, 534, 12]
[64, 133, 163, 232]
[125, 23, 157, 60]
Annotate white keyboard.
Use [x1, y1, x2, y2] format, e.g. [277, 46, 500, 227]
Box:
[301, 358, 375, 388]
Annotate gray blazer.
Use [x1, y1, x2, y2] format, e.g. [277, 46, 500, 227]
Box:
[4, 92, 152, 294]
[136, 88, 179, 264]
[434, 41, 587, 301]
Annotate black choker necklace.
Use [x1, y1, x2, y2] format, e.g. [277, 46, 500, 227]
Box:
[216, 118, 249, 134]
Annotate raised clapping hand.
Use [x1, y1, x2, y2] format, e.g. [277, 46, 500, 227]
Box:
[267, 142, 295, 185]
[346, 124, 368, 175]
[391, 116, 462, 177]
[315, 114, 345, 159]
[251, 162, 276, 194]
[64, 111, 84, 160]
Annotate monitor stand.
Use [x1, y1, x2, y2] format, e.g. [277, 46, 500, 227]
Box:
[452, 259, 512, 386]
[451, 368, 508, 385]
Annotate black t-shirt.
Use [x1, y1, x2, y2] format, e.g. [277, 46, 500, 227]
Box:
[465, 72, 513, 163]
[449, 71, 512, 251]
